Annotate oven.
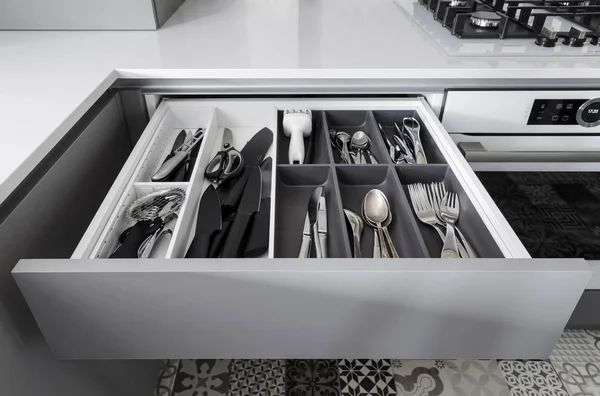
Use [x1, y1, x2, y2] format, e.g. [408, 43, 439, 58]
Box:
[443, 89, 600, 328]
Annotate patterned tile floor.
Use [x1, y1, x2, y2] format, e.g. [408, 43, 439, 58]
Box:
[154, 330, 600, 396]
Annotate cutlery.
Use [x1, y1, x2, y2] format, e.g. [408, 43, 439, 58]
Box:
[426, 182, 469, 258]
[439, 192, 460, 258]
[336, 131, 353, 164]
[221, 166, 262, 258]
[373, 232, 382, 258]
[393, 123, 416, 164]
[283, 108, 312, 164]
[152, 128, 205, 181]
[165, 130, 188, 182]
[379, 191, 400, 258]
[185, 185, 222, 258]
[437, 183, 477, 258]
[377, 123, 397, 163]
[351, 131, 373, 164]
[299, 186, 325, 258]
[407, 184, 446, 241]
[317, 189, 328, 258]
[243, 157, 272, 257]
[403, 117, 427, 164]
[344, 209, 363, 258]
[362, 189, 392, 258]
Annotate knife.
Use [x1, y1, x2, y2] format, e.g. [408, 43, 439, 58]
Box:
[162, 130, 187, 181]
[317, 190, 328, 258]
[221, 166, 262, 258]
[308, 186, 323, 258]
[185, 185, 222, 258]
[221, 127, 273, 209]
[243, 157, 272, 257]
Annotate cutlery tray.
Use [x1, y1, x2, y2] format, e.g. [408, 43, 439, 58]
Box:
[73, 100, 505, 259]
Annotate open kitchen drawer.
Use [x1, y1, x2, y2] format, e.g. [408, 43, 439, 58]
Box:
[12, 98, 591, 359]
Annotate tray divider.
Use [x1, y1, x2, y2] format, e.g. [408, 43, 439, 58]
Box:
[329, 164, 353, 258]
[320, 111, 336, 164]
[366, 111, 393, 164]
[386, 166, 431, 258]
[168, 109, 224, 258]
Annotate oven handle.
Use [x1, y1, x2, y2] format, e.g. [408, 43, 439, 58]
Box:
[458, 142, 600, 163]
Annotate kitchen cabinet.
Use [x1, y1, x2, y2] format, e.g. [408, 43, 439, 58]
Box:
[11, 97, 591, 359]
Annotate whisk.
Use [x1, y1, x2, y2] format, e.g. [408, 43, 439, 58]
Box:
[110, 188, 186, 258]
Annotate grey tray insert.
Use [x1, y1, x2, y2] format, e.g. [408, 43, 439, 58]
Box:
[372, 110, 446, 165]
[336, 166, 428, 258]
[396, 165, 503, 258]
[325, 111, 391, 165]
[274, 165, 350, 258]
[276, 110, 332, 165]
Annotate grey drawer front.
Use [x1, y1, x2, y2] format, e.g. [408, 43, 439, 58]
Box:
[13, 258, 590, 359]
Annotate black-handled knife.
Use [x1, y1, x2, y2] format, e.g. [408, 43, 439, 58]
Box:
[243, 157, 272, 257]
[221, 166, 262, 258]
[186, 185, 222, 258]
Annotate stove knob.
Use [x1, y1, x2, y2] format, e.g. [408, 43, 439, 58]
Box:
[535, 27, 558, 47]
[590, 26, 600, 46]
[577, 98, 600, 128]
[562, 27, 587, 47]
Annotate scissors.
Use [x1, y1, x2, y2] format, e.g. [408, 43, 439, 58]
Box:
[205, 128, 244, 183]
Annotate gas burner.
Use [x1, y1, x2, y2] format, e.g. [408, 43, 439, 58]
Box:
[416, 0, 600, 48]
[469, 11, 502, 28]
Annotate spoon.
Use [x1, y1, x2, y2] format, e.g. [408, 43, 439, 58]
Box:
[336, 132, 352, 164]
[379, 192, 400, 258]
[362, 189, 390, 258]
[344, 209, 363, 258]
[351, 131, 369, 164]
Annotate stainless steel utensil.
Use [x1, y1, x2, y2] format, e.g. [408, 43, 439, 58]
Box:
[152, 129, 205, 181]
[438, 183, 478, 258]
[393, 123, 416, 164]
[351, 131, 368, 164]
[407, 184, 445, 240]
[344, 209, 363, 258]
[427, 182, 469, 258]
[362, 189, 392, 258]
[379, 191, 400, 258]
[439, 192, 460, 258]
[299, 186, 326, 258]
[336, 132, 353, 164]
[317, 191, 328, 258]
[377, 123, 397, 163]
[402, 117, 427, 164]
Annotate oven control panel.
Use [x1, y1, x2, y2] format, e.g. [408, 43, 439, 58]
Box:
[443, 90, 600, 134]
[527, 99, 587, 126]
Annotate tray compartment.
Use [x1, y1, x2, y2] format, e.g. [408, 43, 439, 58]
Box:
[396, 165, 504, 258]
[274, 165, 349, 258]
[136, 107, 216, 183]
[336, 165, 428, 258]
[171, 105, 278, 258]
[91, 182, 189, 259]
[372, 110, 446, 164]
[276, 110, 331, 165]
[325, 111, 390, 165]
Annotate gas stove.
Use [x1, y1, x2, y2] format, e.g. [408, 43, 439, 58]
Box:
[395, 0, 600, 56]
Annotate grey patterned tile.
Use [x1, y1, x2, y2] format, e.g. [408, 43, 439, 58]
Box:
[551, 330, 600, 364]
[552, 361, 600, 396]
[229, 359, 285, 396]
[286, 359, 340, 396]
[174, 359, 231, 396]
[392, 359, 509, 396]
[155, 360, 180, 396]
[499, 360, 569, 396]
[338, 359, 396, 396]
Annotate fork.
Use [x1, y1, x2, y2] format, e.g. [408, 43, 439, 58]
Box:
[439, 192, 460, 258]
[426, 183, 469, 258]
[407, 184, 445, 241]
[437, 183, 478, 258]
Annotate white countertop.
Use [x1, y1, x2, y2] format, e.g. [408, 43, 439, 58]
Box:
[1, 0, 599, 204]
